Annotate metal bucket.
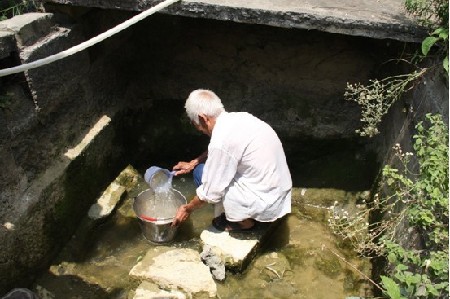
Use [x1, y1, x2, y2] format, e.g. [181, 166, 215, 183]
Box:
[133, 188, 186, 243]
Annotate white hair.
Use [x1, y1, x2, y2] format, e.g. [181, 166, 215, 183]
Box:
[185, 89, 225, 124]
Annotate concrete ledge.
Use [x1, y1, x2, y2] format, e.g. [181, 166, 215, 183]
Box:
[44, 0, 427, 42]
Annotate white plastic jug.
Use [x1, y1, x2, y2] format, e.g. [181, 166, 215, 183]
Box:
[144, 166, 175, 191]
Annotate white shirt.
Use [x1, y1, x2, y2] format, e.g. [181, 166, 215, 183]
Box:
[196, 112, 292, 222]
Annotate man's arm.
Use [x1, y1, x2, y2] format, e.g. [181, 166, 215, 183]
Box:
[173, 151, 208, 175]
[172, 195, 206, 226]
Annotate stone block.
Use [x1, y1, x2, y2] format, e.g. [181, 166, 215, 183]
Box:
[200, 220, 281, 273]
[89, 165, 140, 220]
[88, 180, 126, 219]
[19, 23, 89, 116]
[129, 247, 217, 298]
[0, 13, 55, 47]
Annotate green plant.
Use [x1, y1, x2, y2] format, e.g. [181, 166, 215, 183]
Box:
[328, 114, 449, 298]
[421, 27, 449, 73]
[405, 0, 448, 27]
[344, 69, 426, 137]
[379, 114, 448, 298]
[345, 0, 448, 137]
[0, 0, 41, 21]
[407, 0, 449, 75]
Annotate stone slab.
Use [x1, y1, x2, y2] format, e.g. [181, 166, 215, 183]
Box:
[200, 220, 280, 273]
[44, 0, 427, 42]
[0, 13, 55, 47]
[87, 165, 138, 219]
[129, 247, 217, 298]
[132, 281, 186, 299]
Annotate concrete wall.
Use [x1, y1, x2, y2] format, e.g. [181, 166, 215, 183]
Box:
[0, 8, 447, 294]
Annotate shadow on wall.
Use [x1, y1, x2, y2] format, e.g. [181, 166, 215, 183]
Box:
[110, 98, 379, 193]
[283, 137, 379, 191]
[111, 99, 210, 173]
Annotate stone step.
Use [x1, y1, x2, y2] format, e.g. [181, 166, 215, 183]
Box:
[200, 218, 283, 275]
[0, 13, 55, 48]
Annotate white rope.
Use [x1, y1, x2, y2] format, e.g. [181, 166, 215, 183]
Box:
[0, 0, 180, 77]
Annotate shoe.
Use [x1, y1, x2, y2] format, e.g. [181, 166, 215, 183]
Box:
[211, 213, 256, 232]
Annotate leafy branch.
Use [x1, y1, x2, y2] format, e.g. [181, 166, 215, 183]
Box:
[328, 114, 449, 298]
[344, 69, 426, 137]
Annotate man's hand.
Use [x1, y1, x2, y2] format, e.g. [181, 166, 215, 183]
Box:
[173, 151, 207, 176]
[172, 204, 191, 227]
[172, 161, 196, 176]
[171, 196, 206, 227]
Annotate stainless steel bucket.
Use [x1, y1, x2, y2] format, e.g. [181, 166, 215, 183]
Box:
[133, 188, 186, 243]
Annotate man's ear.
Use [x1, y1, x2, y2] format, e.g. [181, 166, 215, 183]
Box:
[198, 114, 208, 126]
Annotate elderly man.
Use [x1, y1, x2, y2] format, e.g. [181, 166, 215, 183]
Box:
[172, 89, 292, 231]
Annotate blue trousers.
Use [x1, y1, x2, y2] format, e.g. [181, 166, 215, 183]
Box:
[193, 163, 224, 217]
[193, 163, 204, 187]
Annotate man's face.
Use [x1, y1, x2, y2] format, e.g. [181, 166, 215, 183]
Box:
[192, 114, 213, 136]
[192, 120, 208, 135]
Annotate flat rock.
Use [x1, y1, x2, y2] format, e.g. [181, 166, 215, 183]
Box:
[0, 13, 55, 47]
[200, 221, 279, 272]
[88, 182, 125, 219]
[88, 165, 139, 219]
[129, 247, 217, 298]
[132, 281, 186, 299]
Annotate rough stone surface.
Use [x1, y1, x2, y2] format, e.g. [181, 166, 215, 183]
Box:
[0, 30, 16, 59]
[44, 0, 426, 42]
[132, 281, 186, 299]
[129, 248, 217, 298]
[200, 245, 225, 281]
[200, 228, 258, 265]
[88, 182, 125, 219]
[0, 13, 55, 47]
[88, 166, 137, 219]
[0, 12, 123, 291]
[200, 222, 277, 272]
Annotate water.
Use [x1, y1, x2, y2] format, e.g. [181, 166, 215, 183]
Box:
[31, 173, 374, 299]
[140, 168, 179, 220]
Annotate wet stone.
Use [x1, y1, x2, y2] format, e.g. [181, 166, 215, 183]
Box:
[200, 245, 225, 281]
[199, 220, 280, 273]
[88, 165, 139, 219]
[129, 247, 217, 298]
[132, 281, 186, 299]
[252, 252, 292, 281]
[314, 252, 342, 279]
